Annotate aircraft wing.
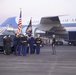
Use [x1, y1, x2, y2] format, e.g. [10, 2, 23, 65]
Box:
[40, 16, 60, 25]
[37, 16, 61, 31]
[36, 16, 67, 35]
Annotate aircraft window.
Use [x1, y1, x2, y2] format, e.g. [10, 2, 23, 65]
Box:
[71, 19, 74, 22]
[75, 19, 76, 21]
[66, 19, 69, 22]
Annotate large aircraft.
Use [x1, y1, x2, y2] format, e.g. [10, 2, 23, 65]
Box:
[0, 15, 76, 37]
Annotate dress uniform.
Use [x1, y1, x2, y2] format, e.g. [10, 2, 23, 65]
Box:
[21, 35, 28, 56]
[13, 34, 18, 55]
[35, 35, 42, 54]
[17, 35, 22, 56]
[28, 36, 35, 54]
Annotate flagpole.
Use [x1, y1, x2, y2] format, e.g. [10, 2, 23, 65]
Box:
[20, 8, 22, 34]
[30, 17, 32, 35]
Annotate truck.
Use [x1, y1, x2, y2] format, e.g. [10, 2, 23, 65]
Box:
[68, 31, 76, 46]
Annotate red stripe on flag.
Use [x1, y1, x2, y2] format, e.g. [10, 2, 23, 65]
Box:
[17, 9, 22, 35]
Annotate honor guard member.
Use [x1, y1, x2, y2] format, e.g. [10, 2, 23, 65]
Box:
[26, 36, 30, 54]
[17, 34, 22, 56]
[35, 34, 42, 54]
[5, 35, 12, 55]
[28, 35, 35, 54]
[25, 35, 29, 54]
[52, 35, 56, 54]
[13, 34, 18, 55]
[21, 34, 28, 56]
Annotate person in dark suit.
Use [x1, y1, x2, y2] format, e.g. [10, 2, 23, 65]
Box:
[5, 35, 12, 55]
[3, 35, 7, 55]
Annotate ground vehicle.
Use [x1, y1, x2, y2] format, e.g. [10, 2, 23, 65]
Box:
[68, 31, 76, 46]
[55, 40, 63, 45]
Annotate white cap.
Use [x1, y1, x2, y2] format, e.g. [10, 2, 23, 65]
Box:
[37, 34, 40, 37]
[52, 34, 55, 38]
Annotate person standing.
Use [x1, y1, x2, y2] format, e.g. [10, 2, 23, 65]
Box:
[52, 35, 56, 55]
[21, 34, 28, 56]
[17, 34, 22, 56]
[3, 35, 7, 55]
[5, 35, 12, 55]
[13, 34, 18, 55]
[28, 35, 35, 54]
[35, 34, 42, 54]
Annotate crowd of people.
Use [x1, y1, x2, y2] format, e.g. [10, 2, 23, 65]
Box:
[3, 34, 42, 56]
[2, 34, 56, 56]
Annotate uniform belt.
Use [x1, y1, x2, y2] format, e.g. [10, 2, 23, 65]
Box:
[22, 41, 26, 42]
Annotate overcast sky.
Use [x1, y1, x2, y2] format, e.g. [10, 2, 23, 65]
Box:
[0, 0, 76, 24]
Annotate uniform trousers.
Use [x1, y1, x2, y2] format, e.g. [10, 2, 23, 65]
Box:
[22, 45, 27, 56]
[36, 45, 40, 54]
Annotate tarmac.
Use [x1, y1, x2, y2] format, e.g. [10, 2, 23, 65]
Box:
[0, 45, 76, 75]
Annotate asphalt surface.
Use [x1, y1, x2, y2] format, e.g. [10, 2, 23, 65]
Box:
[0, 45, 76, 75]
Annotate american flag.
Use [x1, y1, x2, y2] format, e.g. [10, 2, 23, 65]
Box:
[17, 8, 22, 35]
[26, 18, 32, 36]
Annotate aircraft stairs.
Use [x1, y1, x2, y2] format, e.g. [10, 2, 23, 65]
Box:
[0, 27, 7, 35]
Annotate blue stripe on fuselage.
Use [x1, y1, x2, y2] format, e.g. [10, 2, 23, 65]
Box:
[61, 23, 76, 27]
